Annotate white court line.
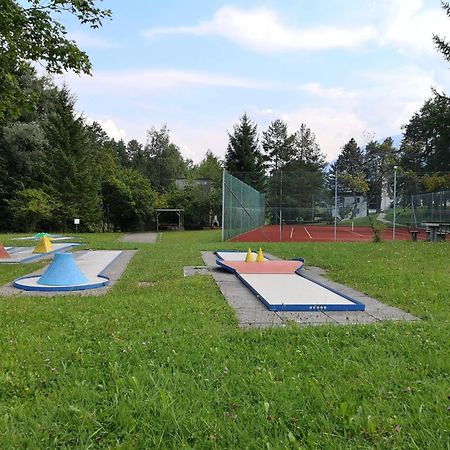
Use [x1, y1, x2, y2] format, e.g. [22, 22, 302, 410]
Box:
[290, 227, 294, 239]
[348, 230, 365, 237]
[303, 227, 312, 239]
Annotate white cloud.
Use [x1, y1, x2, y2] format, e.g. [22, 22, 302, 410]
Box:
[283, 107, 370, 161]
[143, 2, 449, 56]
[270, 65, 438, 160]
[171, 125, 229, 163]
[143, 6, 377, 52]
[359, 65, 439, 132]
[299, 82, 357, 100]
[52, 64, 440, 165]
[374, 0, 449, 54]
[85, 117, 126, 141]
[60, 69, 272, 93]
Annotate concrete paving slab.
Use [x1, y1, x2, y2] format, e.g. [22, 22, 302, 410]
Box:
[183, 266, 210, 276]
[277, 311, 335, 325]
[324, 311, 378, 324]
[367, 307, 418, 322]
[241, 321, 286, 330]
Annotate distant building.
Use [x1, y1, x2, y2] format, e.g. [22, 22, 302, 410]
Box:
[380, 181, 392, 212]
[175, 178, 213, 190]
[332, 195, 368, 219]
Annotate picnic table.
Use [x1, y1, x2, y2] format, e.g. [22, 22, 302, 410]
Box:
[422, 222, 450, 241]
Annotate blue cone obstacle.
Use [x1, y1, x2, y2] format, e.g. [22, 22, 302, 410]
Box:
[37, 252, 89, 286]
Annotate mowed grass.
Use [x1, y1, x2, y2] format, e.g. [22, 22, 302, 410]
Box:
[0, 231, 448, 449]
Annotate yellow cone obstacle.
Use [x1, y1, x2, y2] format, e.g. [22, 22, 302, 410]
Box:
[33, 236, 53, 253]
[256, 248, 265, 262]
[245, 248, 255, 262]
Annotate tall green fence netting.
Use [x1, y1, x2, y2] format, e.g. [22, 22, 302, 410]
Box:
[411, 190, 450, 226]
[222, 171, 266, 241]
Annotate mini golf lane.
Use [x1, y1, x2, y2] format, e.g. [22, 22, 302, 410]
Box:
[0, 243, 80, 263]
[14, 250, 122, 291]
[215, 251, 365, 312]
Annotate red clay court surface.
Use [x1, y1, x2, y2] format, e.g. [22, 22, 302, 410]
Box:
[231, 224, 426, 243]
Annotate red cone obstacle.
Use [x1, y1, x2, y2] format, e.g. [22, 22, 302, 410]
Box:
[0, 242, 10, 259]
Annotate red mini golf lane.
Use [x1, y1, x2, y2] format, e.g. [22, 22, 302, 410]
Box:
[231, 224, 423, 243]
[215, 251, 365, 312]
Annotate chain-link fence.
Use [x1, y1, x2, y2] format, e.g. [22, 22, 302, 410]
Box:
[410, 190, 450, 226]
[222, 168, 450, 240]
[222, 171, 265, 241]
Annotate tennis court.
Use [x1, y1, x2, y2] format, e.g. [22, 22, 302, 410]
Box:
[231, 224, 423, 242]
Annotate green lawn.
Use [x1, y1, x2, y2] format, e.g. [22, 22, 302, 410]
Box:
[0, 232, 448, 449]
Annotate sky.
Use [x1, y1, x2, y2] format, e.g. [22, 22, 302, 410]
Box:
[53, 0, 450, 163]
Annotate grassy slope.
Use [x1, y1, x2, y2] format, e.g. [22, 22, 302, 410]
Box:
[0, 232, 448, 449]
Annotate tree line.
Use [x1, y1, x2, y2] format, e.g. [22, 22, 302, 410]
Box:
[223, 90, 450, 222]
[1, 72, 448, 232]
[0, 73, 224, 231]
[1, 1, 449, 231]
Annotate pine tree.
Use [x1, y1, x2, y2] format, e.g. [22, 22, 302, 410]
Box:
[225, 113, 265, 191]
[433, 2, 450, 64]
[275, 124, 326, 223]
[334, 138, 369, 218]
[113, 139, 129, 167]
[293, 123, 325, 166]
[262, 119, 294, 173]
[336, 138, 364, 176]
[43, 87, 102, 231]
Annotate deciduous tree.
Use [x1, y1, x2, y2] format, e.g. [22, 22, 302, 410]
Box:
[0, 0, 111, 121]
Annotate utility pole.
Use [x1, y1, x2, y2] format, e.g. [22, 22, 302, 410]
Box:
[393, 166, 398, 240]
[334, 170, 338, 241]
[279, 170, 283, 241]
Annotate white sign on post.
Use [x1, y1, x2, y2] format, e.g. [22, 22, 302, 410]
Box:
[74, 218, 80, 225]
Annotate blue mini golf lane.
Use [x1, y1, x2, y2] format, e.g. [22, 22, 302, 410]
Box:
[215, 251, 365, 312]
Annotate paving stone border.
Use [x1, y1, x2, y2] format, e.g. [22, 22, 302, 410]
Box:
[0, 250, 137, 297]
[201, 251, 418, 329]
[184, 266, 210, 276]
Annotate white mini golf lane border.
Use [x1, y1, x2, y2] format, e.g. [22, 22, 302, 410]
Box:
[12, 236, 73, 241]
[215, 250, 364, 312]
[0, 243, 80, 263]
[14, 250, 122, 291]
[215, 251, 270, 261]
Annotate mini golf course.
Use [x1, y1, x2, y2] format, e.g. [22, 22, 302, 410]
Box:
[0, 231, 447, 449]
[215, 250, 365, 311]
